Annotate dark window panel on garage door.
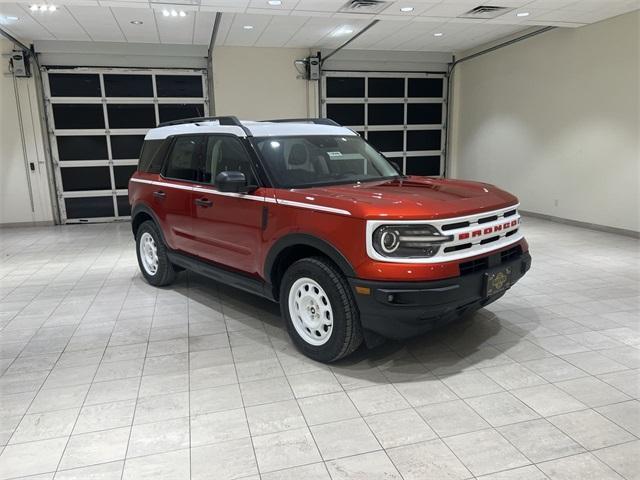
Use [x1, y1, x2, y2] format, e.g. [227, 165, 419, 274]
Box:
[406, 156, 441, 176]
[368, 104, 404, 125]
[104, 74, 153, 97]
[57, 136, 108, 161]
[113, 165, 138, 189]
[326, 77, 365, 98]
[407, 130, 442, 151]
[156, 75, 203, 97]
[65, 197, 115, 219]
[368, 78, 404, 98]
[107, 104, 156, 129]
[111, 135, 145, 159]
[408, 78, 443, 98]
[326, 104, 364, 126]
[116, 195, 131, 216]
[61, 166, 112, 191]
[407, 104, 442, 125]
[368, 131, 404, 152]
[158, 104, 205, 124]
[49, 73, 101, 97]
[53, 104, 105, 130]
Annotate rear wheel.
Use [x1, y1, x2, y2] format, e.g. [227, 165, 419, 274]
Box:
[136, 221, 176, 286]
[280, 257, 363, 363]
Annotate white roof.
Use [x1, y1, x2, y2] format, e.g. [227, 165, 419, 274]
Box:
[144, 120, 357, 141]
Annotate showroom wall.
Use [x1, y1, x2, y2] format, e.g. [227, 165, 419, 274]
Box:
[449, 11, 640, 233]
[0, 39, 53, 225]
[212, 46, 316, 120]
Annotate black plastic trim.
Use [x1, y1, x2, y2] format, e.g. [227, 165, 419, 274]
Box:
[264, 234, 356, 281]
[167, 251, 275, 301]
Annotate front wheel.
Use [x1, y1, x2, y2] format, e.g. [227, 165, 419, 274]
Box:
[280, 257, 363, 363]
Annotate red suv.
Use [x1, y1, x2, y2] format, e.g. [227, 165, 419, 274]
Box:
[129, 116, 531, 362]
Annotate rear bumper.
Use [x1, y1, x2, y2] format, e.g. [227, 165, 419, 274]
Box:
[349, 250, 531, 340]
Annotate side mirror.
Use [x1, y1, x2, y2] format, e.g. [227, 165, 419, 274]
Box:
[216, 171, 253, 193]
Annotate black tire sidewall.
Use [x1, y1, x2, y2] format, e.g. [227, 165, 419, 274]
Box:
[280, 258, 358, 362]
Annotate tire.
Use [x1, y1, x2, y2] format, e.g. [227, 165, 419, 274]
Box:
[136, 220, 176, 287]
[280, 256, 363, 363]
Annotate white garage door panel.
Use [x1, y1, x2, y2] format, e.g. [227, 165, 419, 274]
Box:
[43, 67, 208, 223]
[321, 71, 447, 177]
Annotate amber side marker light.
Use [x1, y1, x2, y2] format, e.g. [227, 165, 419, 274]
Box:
[355, 286, 371, 295]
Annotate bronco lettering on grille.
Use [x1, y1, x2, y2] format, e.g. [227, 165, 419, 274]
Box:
[458, 219, 519, 241]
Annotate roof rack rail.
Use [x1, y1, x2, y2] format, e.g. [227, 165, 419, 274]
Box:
[264, 118, 341, 127]
[157, 116, 253, 136]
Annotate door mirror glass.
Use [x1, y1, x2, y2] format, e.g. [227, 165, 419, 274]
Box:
[216, 171, 250, 193]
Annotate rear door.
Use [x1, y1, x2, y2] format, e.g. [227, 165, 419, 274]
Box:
[190, 135, 265, 275]
[157, 135, 204, 252]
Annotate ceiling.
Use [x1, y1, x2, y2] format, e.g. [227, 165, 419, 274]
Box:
[0, 0, 637, 51]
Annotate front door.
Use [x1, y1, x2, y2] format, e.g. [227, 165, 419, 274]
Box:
[190, 135, 264, 276]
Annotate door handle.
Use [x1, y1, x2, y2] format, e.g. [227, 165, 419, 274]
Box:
[152, 190, 166, 199]
[195, 198, 213, 208]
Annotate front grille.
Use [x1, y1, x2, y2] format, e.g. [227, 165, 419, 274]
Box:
[459, 257, 489, 275]
[459, 245, 523, 276]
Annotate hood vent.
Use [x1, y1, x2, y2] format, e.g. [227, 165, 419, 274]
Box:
[339, 0, 390, 14]
[458, 5, 513, 19]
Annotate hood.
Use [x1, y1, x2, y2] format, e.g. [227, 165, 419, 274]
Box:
[276, 176, 519, 220]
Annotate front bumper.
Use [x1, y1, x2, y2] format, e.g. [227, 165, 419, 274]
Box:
[349, 249, 531, 340]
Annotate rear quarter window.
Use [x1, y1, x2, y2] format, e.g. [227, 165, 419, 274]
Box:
[137, 139, 164, 173]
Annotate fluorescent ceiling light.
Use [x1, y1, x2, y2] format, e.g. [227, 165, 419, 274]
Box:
[433, 32, 443, 37]
[178, 10, 186, 17]
[516, 11, 530, 17]
[170, 10, 178, 16]
[130, 20, 143, 25]
[162, 9, 169, 16]
[400, 7, 414, 12]
[6, 15, 18, 20]
[39, 5, 47, 11]
[29, 5, 38, 11]
[268, 0, 282, 5]
[333, 27, 354, 36]
[243, 25, 254, 29]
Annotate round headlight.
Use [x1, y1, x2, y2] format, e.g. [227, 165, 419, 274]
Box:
[380, 229, 400, 253]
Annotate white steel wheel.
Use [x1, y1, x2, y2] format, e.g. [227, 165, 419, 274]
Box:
[139, 232, 159, 276]
[288, 277, 334, 346]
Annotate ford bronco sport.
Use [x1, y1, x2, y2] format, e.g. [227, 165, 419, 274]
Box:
[129, 116, 531, 362]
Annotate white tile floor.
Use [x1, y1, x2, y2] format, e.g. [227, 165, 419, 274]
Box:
[0, 217, 638, 480]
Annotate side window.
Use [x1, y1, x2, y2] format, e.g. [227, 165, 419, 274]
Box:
[138, 139, 163, 173]
[164, 136, 203, 182]
[204, 136, 256, 186]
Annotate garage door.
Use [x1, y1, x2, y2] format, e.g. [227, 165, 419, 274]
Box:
[43, 67, 208, 223]
[321, 71, 446, 177]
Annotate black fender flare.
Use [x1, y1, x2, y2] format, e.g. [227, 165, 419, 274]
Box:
[130, 203, 167, 245]
[264, 233, 356, 283]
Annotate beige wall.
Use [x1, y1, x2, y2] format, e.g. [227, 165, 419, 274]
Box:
[0, 39, 53, 225]
[450, 12, 640, 232]
[212, 46, 316, 120]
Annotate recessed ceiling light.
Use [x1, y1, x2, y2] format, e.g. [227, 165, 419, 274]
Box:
[178, 10, 186, 17]
[243, 25, 254, 30]
[29, 5, 38, 11]
[48, 5, 56, 11]
[516, 11, 530, 17]
[400, 7, 414, 12]
[162, 9, 169, 16]
[268, 0, 282, 5]
[433, 32, 444, 37]
[170, 10, 178, 16]
[333, 27, 353, 36]
[6, 15, 18, 20]
[39, 5, 47, 11]
[130, 20, 143, 25]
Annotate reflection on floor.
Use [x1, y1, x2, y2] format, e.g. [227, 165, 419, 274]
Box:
[0, 216, 638, 480]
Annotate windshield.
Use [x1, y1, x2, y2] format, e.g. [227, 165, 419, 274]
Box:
[253, 135, 400, 188]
